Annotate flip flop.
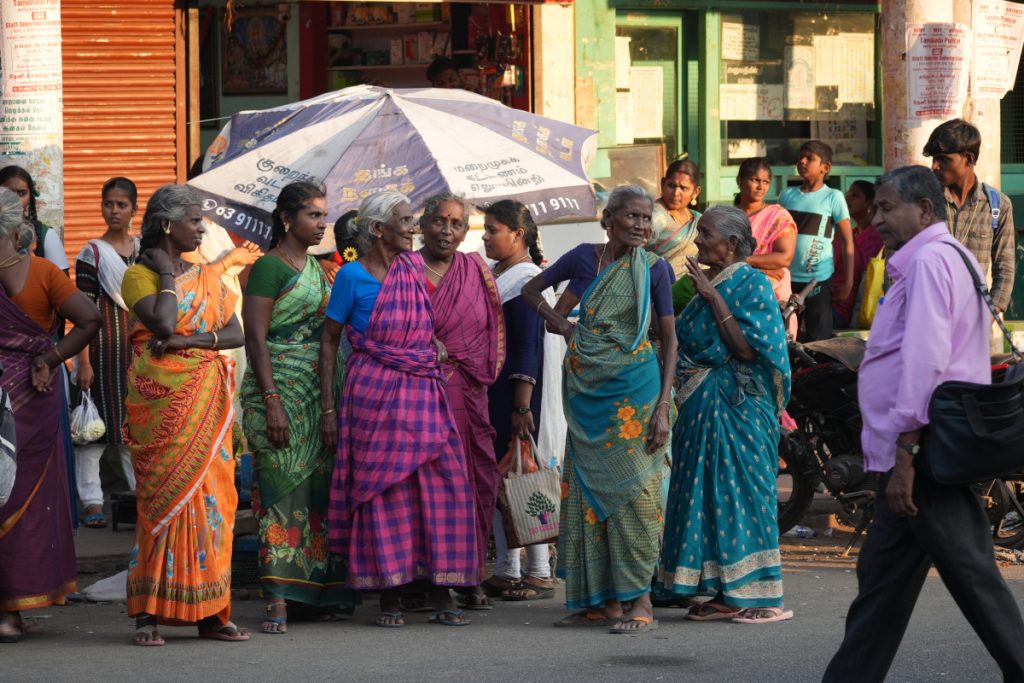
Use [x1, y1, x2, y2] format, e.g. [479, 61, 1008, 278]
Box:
[481, 575, 519, 598]
[608, 616, 658, 634]
[455, 592, 493, 610]
[133, 624, 165, 647]
[428, 608, 470, 626]
[83, 512, 107, 529]
[553, 610, 614, 628]
[685, 601, 742, 622]
[502, 577, 555, 602]
[375, 612, 405, 628]
[198, 621, 250, 641]
[731, 607, 794, 625]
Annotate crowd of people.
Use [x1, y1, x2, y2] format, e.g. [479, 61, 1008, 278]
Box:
[0, 118, 1017, 676]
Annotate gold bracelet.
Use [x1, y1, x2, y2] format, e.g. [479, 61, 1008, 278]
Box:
[53, 345, 64, 362]
[211, 331, 219, 349]
[718, 314, 734, 325]
[322, 408, 337, 416]
[657, 400, 671, 409]
[535, 299, 545, 314]
[159, 289, 176, 296]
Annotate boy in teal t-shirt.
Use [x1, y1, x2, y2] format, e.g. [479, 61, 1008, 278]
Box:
[778, 140, 853, 341]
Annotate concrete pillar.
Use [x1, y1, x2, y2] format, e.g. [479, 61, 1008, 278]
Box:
[953, 0, 1002, 187]
[882, 0, 954, 169]
[531, 3, 576, 125]
[883, 0, 1001, 182]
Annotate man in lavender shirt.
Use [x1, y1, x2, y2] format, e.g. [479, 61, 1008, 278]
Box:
[823, 166, 1024, 682]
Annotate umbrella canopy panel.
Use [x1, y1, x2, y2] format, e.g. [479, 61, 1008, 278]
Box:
[190, 86, 597, 248]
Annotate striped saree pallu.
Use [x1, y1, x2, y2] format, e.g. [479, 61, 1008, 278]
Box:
[328, 252, 477, 590]
[0, 291, 76, 611]
[124, 265, 239, 624]
[558, 248, 670, 609]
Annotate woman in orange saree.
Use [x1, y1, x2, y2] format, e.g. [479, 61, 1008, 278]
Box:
[120, 185, 248, 647]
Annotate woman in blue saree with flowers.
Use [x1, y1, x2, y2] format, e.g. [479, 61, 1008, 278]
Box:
[658, 206, 793, 624]
[523, 185, 677, 634]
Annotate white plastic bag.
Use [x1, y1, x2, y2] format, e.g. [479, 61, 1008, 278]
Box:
[70, 390, 106, 445]
[0, 384, 15, 508]
[82, 569, 128, 603]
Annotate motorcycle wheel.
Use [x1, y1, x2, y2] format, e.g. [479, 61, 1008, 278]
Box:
[984, 479, 1024, 549]
[777, 433, 815, 535]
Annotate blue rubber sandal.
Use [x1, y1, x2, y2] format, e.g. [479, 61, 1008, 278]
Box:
[83, 512, 107, 529]
[428, 608, 470, 627]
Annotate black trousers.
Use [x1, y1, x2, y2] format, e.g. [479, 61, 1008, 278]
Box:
[793, 278, 832, 342]
[822, 472, 1024, 683]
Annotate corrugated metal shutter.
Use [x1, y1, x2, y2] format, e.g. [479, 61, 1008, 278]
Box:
[61, 1, 184, 264]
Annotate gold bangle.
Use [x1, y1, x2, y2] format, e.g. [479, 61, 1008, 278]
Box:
[535, 299, 545, 314]
[718, 314, 734, 325]
[53, 345, 65, 362]
[211, 331, 219, 349]
[159, 289, 176, 296]
[657, 400, 671, 409]
[322, 408, 337, 416]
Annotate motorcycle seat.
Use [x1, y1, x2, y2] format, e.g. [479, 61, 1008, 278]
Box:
[801, 336, 867, 372]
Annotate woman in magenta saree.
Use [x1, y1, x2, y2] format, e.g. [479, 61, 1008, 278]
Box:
[0, 187, 101, 642]
[418, 194, 504, 610]
[319, 192, 477, 628]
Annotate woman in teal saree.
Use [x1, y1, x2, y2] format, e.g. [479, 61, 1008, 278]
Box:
[523, 185, 677, 634]
[659, 205, 793, 624]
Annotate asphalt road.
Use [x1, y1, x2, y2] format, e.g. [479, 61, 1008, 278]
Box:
[4, 541, 1020, 683]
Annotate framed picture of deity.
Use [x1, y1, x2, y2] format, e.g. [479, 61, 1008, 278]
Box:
[221, 8, 288, 95]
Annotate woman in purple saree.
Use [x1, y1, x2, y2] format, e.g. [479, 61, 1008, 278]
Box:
[418, 194, 505, 610]
[319, 192, 477, 628]
[0, 187, 100, 642]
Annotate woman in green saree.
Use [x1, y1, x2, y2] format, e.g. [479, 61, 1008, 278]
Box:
[241, 182, 356, 634]
[522, 185, 677, 634]
[649, 160, 702, 278]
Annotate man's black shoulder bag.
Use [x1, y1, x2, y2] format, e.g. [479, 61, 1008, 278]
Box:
[922, 243, 1024, 485]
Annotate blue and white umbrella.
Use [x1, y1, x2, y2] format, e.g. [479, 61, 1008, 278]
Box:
[190, 85, 598, 247]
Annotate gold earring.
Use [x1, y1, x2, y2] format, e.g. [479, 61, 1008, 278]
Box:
[163, 227, 171, 235]
[690, 198, 698, 206]
[284, 223, 291, 233]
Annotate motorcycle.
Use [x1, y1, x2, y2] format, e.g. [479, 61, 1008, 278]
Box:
[776, 282, 1024, 553]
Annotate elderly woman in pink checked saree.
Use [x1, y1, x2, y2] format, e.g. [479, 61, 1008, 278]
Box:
[417, 193, 505, 612]
[319, 191, 478, 629]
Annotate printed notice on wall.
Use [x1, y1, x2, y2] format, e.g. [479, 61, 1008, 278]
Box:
[785, 45, 816, 110]
[812, 34, 875, 106]
[615, 36, 632, 90]
[719, 84, 784, 121]
[972, 0, 1024, 99]
[615, 91, 634, 145]
[905, 23, 971, 121]
[721, 22, 759, 61]
[0, 0, 63, 229]
[629, 66, 663, 139]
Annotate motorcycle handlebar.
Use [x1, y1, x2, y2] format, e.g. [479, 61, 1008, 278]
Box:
[781, 279, 819, 323]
